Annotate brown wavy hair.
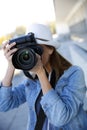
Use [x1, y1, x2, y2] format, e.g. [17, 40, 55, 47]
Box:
[47, 45, 72, 81]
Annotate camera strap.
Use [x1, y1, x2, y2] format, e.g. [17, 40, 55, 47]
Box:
[35, 69, 56, 130]
[23, 71, 38, 80]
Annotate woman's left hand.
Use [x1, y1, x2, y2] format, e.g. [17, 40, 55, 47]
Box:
[29, 54, 44, 75]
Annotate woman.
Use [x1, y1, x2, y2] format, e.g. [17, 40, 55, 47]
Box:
[0, 23, 87, 130]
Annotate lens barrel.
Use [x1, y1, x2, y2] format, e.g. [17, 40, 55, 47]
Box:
[12, 48, 37, 70]
[9, 33, 43, 70]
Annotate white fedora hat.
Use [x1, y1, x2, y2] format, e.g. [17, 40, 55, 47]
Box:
[27, 23, 60, 49]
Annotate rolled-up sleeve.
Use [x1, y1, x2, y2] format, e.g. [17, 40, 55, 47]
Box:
[40, 67, 86, 127]
[0, 82, 26, 112]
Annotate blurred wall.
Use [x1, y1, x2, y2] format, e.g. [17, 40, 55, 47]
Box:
[68, 0, 87, 34]
[53, 0, 87, 34]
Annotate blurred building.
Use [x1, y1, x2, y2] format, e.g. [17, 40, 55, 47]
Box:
[53, 0, 87, 40]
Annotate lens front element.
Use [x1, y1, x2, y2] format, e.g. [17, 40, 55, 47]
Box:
[12, 48, 37, 70]
[23, 51, 30, 61]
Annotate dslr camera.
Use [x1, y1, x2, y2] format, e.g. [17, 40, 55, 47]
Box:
[9, 33, 43, 70]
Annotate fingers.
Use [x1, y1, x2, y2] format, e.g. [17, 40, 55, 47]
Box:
[4, 42, 16, 55]
[2, 40, 16, 52]
[8, 42, 16, 50]
[30, 54, 42, 73]
[1, 40, 9, 50]
[36, 53, 41, 60]
[5, 48, 17, 59]
[2, 40, 17, 61]
[2, 41, 16, 50]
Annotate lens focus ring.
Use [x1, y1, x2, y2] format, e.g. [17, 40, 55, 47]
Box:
[12, 48, 37, 70]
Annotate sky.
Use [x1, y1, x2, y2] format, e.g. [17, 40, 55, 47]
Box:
[0, 0, 56, 80]
[0, 0, 55, 36]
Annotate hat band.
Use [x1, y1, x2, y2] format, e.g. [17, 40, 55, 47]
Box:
[36, 37, 49, 42]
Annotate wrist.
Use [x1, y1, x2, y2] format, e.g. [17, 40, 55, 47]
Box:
[8, 63, 15, 71]
[1, 81, 12, 87]
[37, 67, 46, 78]
[2, 64, 15, 87]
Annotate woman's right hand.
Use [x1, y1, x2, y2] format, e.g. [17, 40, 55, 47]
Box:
[2, 40, 17, 68]
[1, 41, 18, 86]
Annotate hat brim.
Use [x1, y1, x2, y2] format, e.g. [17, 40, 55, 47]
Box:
[36, 39, 60, 49]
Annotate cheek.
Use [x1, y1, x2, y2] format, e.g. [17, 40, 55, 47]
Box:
[41, 54, 49, 65]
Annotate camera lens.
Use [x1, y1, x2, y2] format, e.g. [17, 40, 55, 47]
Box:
[12, 48, 37, 70]
[18, 50, 32, 65]
[22, 51, 30, 61]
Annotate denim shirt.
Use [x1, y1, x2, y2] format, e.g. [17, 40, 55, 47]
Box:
[0, 65, 87, 130]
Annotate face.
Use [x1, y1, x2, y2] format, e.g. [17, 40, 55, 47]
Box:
[40, 44, 54, 72]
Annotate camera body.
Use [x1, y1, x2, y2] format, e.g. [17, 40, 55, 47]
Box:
[9, 33, 43, 70]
